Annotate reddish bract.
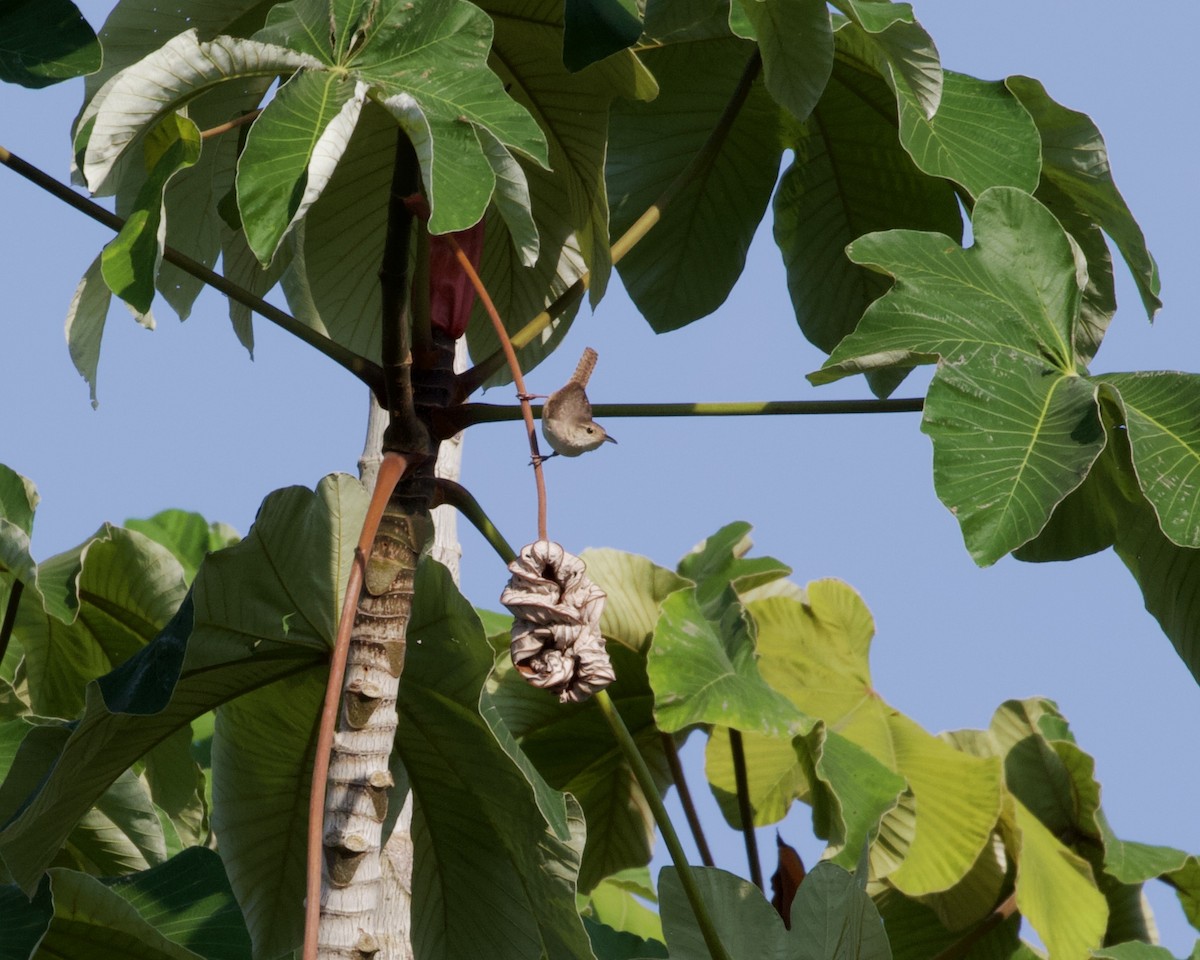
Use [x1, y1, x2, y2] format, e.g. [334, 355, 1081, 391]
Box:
[429, 219, 486, 339]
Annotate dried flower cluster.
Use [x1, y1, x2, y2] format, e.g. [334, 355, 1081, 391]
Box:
[500, 540, 615, 703]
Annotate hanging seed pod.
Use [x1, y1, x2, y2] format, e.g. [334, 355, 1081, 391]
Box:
[500, 540, 615, 703]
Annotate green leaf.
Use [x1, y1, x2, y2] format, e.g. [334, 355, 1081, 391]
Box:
[1006, 75, 1160, 318]
[607, 38, 783, 332]
[773, 50, 961, 382]
[705, 725, 814, 827]
[0, 465, 38, 588]
[82, 30, 318, 194]
[1004, 795, 1107, 960]
[580, 548, 690, 653]
[211, 670, 319, 958]
[486, 641, 670, 892]
[0, 874, 53, 958]
[584, 868, 664, 942]
[895, 70, 1040, 198]
[746, 582, 1003, 895]
[658, 865, 785, 958]
[104, 847, 252, 960]
[15, 526, 189, 718]
[1099, 373, 1200, 548]
[738, 0, 833, 121]
[0, 0, 99, 88]
[101, 113, 203, 313]
[675, 521, 791, 616]
[813, 187, 1107, 564]
[481, 0, 658, 307]
[1094, 946, 1179, 960]
[143, 726, 208, 848]
[0, 476, 360, 893]
[650, 588, 810, 736]
[401, 560, 595, 960]
[124, 510, 240, 585]
[564, 0, 643, 72]
[791, 861, 891, 959]
[583, 916, 669, 959]
[236, 70, 364, 263]
[24, 868, 204, 960]
[815, 186, 1082, 381]
[923, 353, 1104, 566]
[836, 3, 941, 119]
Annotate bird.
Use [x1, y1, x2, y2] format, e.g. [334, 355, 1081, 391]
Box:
[539, 347, 617, 458]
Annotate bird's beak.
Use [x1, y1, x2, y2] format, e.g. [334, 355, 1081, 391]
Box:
[604, 434, 618, 444]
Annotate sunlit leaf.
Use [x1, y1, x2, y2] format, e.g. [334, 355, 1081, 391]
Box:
[837, 2, 941, 118]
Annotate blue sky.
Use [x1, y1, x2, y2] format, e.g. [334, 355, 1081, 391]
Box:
[1, 0, 1197, 950]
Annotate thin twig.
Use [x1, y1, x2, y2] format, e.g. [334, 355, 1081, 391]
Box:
[303, 451, 408, 960]
[444, 235, 549, 541]
[199, 109, 262, 140]
[443, 397, 925, 433]
[729, 730, 763, 890]
[433, 478, 516, 564]
[0, 580, 24, 666]
[929, 892, 1018, 960]
[595, 692, 733, 960]
[0, 144, 386, 398]
[458, 50, 764, 395]
[660, 732, 715, 867]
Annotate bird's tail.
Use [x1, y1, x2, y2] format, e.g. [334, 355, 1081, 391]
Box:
[571, 347, 598, 386]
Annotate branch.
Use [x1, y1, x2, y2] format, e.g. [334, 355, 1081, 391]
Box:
[0, 144, 386, 398]
[433, 478, 516, 564]
[660, 732, 715, 868]
[440, 396, 924, 433]
[303, 451, 409, 960]
[729, 730, 763, 891]
[458, 50, 764, 395]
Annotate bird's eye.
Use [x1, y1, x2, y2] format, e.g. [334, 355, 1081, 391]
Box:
[586, 427, 594, 434]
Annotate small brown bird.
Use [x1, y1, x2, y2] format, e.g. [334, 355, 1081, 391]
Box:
[540, 347, 617, 458]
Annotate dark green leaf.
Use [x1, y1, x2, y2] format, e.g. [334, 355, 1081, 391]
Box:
[583, 916, 668, 959]
[895, 70, 1040, 198]
[658, 865, 783, 958]
[738, 0, 833, 121]
[608, 39, 783, 332]
[791, 862, 891, 959]
[675, 521, 791, 616]
[564, 0, 643, 72]
[0, 874, 53, 959]
[104, 847, 252, 960]
[1007, 75, 1160, 318]
[773, 51, 960, 387]
[837, 2, 941, 118]
[401, 560, 594, 960]
[0, 0, 99, 88]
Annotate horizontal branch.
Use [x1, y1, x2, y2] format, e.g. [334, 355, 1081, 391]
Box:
[0, 144, 386, 399]
[446, 396, 924, 431]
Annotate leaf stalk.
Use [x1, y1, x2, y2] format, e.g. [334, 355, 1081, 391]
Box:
[594, 691, 733, 960]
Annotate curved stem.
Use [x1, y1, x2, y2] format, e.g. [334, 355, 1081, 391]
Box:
[443, 396, 924, 433]
[729, 730, 763, 891]
[458, 50, 764, 395]
[0, 580, 24, 666]
[199, 109, 261, 140]
[443, 235, 549, 541]
[595, 692, 733, 960]
[433, 478, 516, 564]
[0, 144, 386, 398]
[660, 732, 714, 868]
[303, 452, 409, 960]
